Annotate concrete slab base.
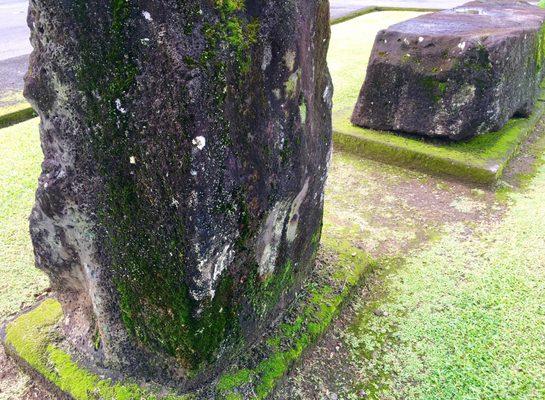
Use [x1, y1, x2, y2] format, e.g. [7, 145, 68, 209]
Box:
[333, 100, 545, 184]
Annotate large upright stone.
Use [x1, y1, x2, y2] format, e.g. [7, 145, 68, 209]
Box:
[352, 1, 545, 140]
[26, 0, 332, 380]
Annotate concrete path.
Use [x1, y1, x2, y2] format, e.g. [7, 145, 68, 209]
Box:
[0, 0, 30, 99]
[0, 0, 30, 61]
[330, 0, 539, 22]
[0, 55, 27, 98]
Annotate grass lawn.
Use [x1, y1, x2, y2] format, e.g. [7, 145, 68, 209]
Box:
[0, 118, 48, 321]
[346, 154, 545, 399]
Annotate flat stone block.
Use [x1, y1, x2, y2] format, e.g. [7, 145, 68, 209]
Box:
[329, 10, 545, 183]
[351, 1, 545, 140]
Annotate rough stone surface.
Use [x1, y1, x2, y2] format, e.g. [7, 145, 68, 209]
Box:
[352, 0, 545, 140]
[25, 0, 332, 384]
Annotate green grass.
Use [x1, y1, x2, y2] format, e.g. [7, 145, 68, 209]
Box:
[345, 153, 545, 399]
[0, 118, 48, 320]
[329, 12, 545, 183]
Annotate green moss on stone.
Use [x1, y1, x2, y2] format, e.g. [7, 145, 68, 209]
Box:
[332, 101, 545, 184]
[536, 23, 545, 73]
[422, 76, 448, 103]
[72, 0, 242, 368]
[217, 368, 253, 392]
[4, 299, 190, 400]
[246, 261, 295, 318]
[216, 240, 374, 399]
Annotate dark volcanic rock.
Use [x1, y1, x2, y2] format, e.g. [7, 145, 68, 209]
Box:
[352, 1, 545, 140]
[25, 0, 332, 382]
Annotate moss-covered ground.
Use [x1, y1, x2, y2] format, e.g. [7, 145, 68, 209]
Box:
[4, 115, 545, 400]
[330, 11, 545, 184]
[275, 119, 545, 398]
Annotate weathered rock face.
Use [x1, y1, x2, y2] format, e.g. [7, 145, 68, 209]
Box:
[352, 1, 545, 140]
[26, 0, 332, 379]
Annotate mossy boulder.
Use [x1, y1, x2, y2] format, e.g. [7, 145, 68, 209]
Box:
[24, 0, 332, 384]
[351, 1, 545, 140]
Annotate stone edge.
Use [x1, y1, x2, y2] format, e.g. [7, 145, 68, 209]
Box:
[0, 300, 74, 400]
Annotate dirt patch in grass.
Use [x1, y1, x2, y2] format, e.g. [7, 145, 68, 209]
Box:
[0, 345, 55, 400]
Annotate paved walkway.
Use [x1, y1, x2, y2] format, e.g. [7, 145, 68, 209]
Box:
[330, 0, 539, 20]
[0, 55, 27, 98]
[0, 0, 29, 99]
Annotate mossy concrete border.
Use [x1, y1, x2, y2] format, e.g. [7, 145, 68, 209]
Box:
[1, 235, 374, 400]
[0, 101, 36, 129]
[333, 99, 545, 184]
[1, 299, 190, 400]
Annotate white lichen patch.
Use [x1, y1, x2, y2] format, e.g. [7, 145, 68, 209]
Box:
[452, 84, 476, 108]
[142, 11, 152, 21]
[192, 136, 206, 150]
[286, 178, 310, 242]
[323, 82, 333, 109]
[115, 98, 127, 114]
[190, 241, 236, 300]
[433, 84, 476, 136]
[284, 50, 296, 71]
[256, 201, 291, 277]
[262, 45, 272, 71]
